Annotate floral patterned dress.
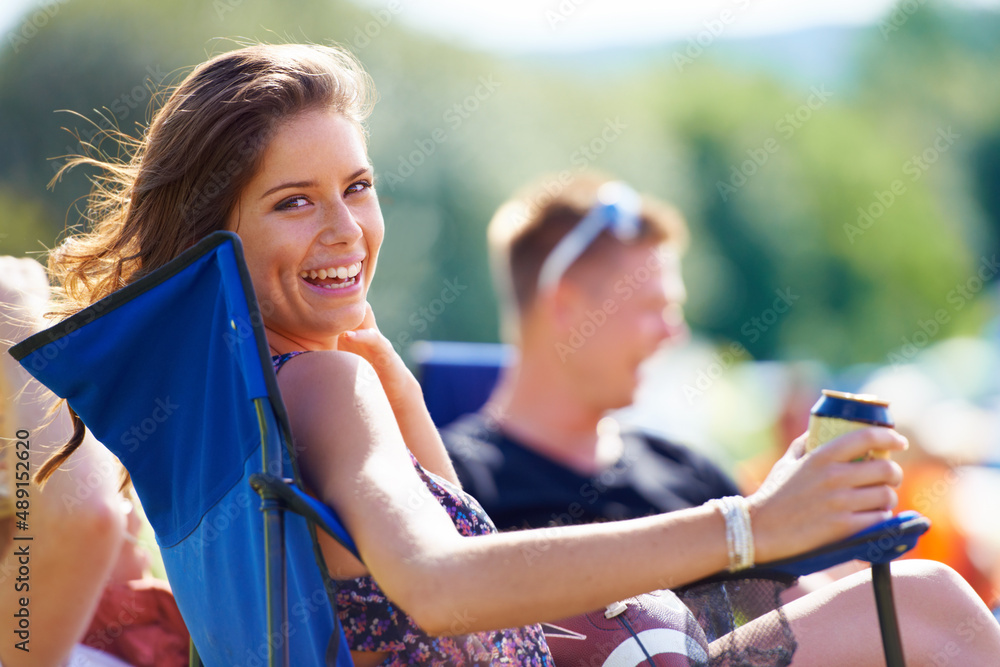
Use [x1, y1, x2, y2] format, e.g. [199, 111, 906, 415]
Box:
[273, 352, 554, 666]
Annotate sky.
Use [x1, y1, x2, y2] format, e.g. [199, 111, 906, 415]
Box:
[345, 0, 1000, 53]
[2, 0, 999, 54]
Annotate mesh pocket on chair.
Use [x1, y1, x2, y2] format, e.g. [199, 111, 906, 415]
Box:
[676, 577, 798, 667]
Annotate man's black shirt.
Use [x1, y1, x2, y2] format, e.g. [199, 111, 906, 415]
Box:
[441, 412, 741, 531]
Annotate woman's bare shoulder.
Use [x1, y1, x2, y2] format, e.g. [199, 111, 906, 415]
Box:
[276, 349, 378, 394]
[275, 349, 392, 441]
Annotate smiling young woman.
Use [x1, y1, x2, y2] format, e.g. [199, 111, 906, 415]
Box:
[34, 43, 1000, 667]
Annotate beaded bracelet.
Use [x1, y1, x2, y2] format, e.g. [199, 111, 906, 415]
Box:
[708, 496, 755, 572]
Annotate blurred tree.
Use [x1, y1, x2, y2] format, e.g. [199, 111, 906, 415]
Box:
[0, 187, 52, 259]
[970, 128, 1000, 262]
[0, 0, 996, 370]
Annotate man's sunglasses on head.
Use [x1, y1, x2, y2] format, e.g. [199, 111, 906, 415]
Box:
[537, 181, 642, 293]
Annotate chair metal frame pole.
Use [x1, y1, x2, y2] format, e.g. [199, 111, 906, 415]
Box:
[255, 399, 291, 667]
[872, 562, 906, 667]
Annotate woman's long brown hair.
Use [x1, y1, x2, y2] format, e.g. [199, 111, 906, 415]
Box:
[35, 43, 376, 486]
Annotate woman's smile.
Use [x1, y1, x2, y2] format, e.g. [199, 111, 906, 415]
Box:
[299, 261, 363, 289]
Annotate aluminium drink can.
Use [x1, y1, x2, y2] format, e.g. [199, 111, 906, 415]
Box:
[805, 389, 894, 459]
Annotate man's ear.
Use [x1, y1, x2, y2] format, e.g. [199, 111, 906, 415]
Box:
[545, 279, 587, 332]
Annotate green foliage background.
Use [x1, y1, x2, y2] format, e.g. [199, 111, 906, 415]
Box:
[1, 0, 998, 369]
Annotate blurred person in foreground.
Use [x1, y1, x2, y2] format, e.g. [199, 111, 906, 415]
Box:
[441, 173, 743, 530]
[0, 256, 189, 667]
[80, 491, 190, 667]
[0, 256, 128, 666]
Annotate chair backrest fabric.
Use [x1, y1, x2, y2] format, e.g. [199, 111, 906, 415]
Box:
[410, 340, 511, 427]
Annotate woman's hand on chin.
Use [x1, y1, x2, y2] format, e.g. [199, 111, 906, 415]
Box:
[337, 302, 416, 403]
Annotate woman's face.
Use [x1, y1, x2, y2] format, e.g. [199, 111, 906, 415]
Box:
[227, 109, 384, 351]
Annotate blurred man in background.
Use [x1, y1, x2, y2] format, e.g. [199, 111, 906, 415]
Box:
[442, 174, 742, 530]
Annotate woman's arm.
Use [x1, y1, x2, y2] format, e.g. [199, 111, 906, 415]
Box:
[336, 303, 459, 485]
[278, 350, 905, 636]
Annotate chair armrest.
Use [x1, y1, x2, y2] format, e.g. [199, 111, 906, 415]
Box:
[689, 510, 931, 586]
[249, 473, 361, 560]
[761, 510, 930, 578]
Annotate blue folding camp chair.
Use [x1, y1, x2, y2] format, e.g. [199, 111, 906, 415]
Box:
[10, 231, 358, 666]
[413, 340, 932, 667]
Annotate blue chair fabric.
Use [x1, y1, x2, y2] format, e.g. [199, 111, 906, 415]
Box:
[409, 340, 512, 429]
